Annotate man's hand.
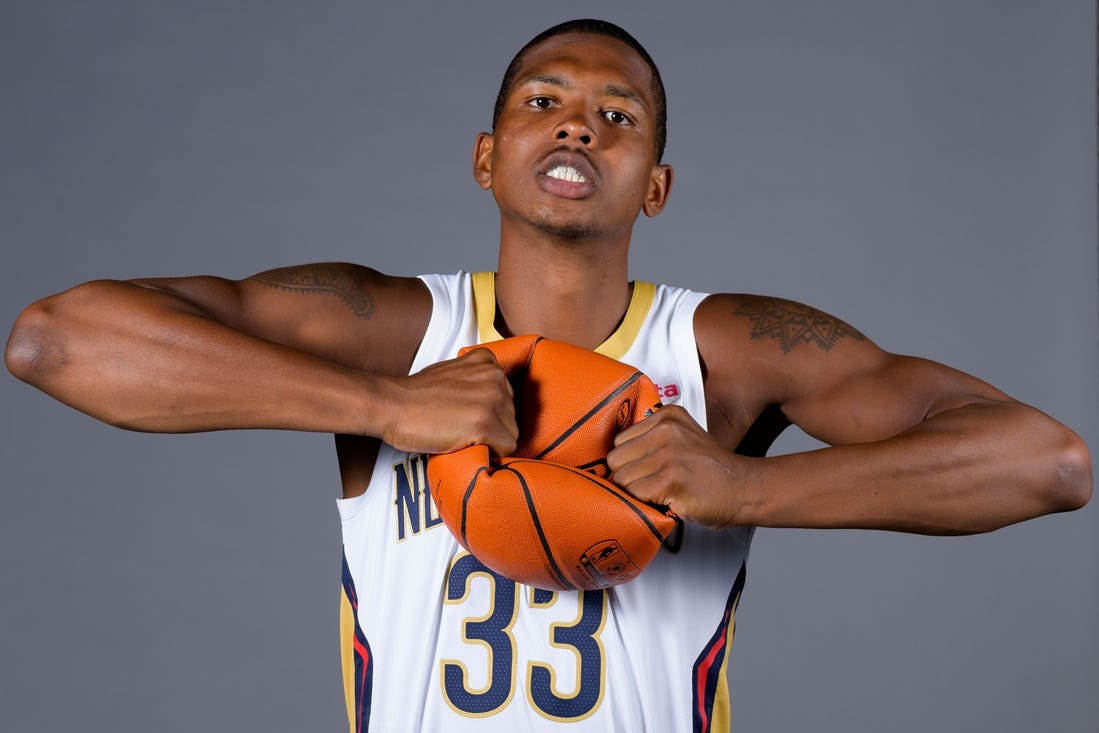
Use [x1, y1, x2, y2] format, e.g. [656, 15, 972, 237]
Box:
[607, 406, 750, 529]
[381, 348, 519, 456]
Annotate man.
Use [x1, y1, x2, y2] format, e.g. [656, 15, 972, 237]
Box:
[5, 18, 1091, 733]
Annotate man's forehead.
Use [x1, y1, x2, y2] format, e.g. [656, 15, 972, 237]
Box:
[512, 32, 654, 101]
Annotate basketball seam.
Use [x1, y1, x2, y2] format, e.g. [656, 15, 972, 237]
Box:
[500, 466, 576, 591]
[459, 466, 491, 548]
[532, 371, 645, 460]
[504, 459, 671, 543]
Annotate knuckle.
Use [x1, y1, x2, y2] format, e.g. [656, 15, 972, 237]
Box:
[664, 463, 687, 486]
[651, 420, 676, 439]
[632, 479, 661, 505]
[662, 405, 689, 425]
[469, 413, 492, 438]
[610, 469, 633, 490]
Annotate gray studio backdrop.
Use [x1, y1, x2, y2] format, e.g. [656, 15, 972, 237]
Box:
[2, 2, 1095, 732]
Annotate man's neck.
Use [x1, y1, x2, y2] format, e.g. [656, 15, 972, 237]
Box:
[495, 230, 632, 351]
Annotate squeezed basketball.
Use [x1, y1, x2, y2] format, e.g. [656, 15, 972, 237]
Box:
[426, 335, 681, 591]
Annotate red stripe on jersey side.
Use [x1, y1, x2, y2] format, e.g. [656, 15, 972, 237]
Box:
[342, 553, 374, 733]
[692, 561, 747, 733]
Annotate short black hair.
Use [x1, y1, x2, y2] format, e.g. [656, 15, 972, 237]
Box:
[492, 19, 667, 162]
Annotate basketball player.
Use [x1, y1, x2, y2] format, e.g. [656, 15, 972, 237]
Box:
[5, 19, 1091, 733]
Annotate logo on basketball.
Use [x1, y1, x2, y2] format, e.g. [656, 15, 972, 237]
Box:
[616, 399, 633, 430]
[580, 540, 641, 587]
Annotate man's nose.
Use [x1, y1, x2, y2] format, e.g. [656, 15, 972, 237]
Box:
[554, 113, 595, 147]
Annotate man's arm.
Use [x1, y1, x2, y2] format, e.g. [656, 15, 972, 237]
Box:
[5, 264, 517, 455]
[607, 294, 1091, 534]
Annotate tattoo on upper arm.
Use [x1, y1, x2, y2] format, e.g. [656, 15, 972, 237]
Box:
[250, 265, 376, 319]
[734, 297, 864, 353]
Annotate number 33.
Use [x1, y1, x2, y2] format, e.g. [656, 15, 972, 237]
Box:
[441, 553, 607, 721]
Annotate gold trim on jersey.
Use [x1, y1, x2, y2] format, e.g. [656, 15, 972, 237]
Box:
[470, 272, 656, 359]
[339, 587, 357, 732]
[709, 599, 739, 732]
[471, 271, 498, 345]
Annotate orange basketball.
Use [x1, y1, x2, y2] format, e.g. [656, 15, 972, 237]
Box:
[426, 335, 681, 591]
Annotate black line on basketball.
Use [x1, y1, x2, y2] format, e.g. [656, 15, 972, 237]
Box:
[533, 371, 644, 460]
[500, 466, 574, 591]
[459, 466, 491, 547]
[506, 459, 672, 544]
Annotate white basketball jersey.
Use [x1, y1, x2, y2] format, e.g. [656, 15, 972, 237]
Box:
[338, 272, 754, 732]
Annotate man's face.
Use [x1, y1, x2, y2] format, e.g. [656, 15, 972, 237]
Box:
[475, 33, 671, 241]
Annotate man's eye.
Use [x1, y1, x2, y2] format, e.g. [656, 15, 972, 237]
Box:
[603, 110, 631, 126]
[528, 97, 554, 109]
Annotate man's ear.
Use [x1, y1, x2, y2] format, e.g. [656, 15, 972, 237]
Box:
[473, 132, 494, 190]
[642, 163, 673, 217]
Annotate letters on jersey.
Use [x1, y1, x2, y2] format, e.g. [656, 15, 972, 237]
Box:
[393, 454, 444, 541]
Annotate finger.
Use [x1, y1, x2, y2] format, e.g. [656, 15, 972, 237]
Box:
[614, 470, 668, 507]
[468, 348, 513, 400]
[490, 408, 519, 456]
[488, 386, 519, 455]
[608, 446, 661, 489]
[459, 345, 500, 365]
[607, 439, 644, 474]
[487, 431, 517, 458]
[496, 363, 515, 401]
[613, 408, 662, 446]
[492, 375, 517, 453]
[608, 417, 671, 472]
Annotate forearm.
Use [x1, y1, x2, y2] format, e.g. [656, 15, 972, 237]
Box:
[741, 402, 1092, 534]
[5, 280, 387, 434]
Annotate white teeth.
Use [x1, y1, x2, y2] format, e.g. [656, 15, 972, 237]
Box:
[546, 166, 587, 183]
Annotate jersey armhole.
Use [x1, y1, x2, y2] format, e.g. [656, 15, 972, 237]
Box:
[410, 272, 468, 374]
[674, 289, 711, 431]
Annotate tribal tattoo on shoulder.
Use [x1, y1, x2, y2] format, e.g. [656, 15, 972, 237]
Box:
[250, 264, 376, 319]
[734, 296, 864, 353]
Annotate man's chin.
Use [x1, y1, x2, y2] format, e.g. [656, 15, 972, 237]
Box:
[527, 213, 600, 242]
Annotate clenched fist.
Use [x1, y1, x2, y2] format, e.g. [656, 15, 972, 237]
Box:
[379, 348, 519, 456]
[607, 405, 755, 529]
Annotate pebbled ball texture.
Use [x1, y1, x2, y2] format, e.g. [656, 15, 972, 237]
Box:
[426, 335, 680, 591]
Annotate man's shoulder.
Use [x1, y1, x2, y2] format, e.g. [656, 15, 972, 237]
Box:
[692, 291, 878, 408]
[693, 292, 868, 356]
[248, 262, 431, 309]
[241, 262, 435, 374]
